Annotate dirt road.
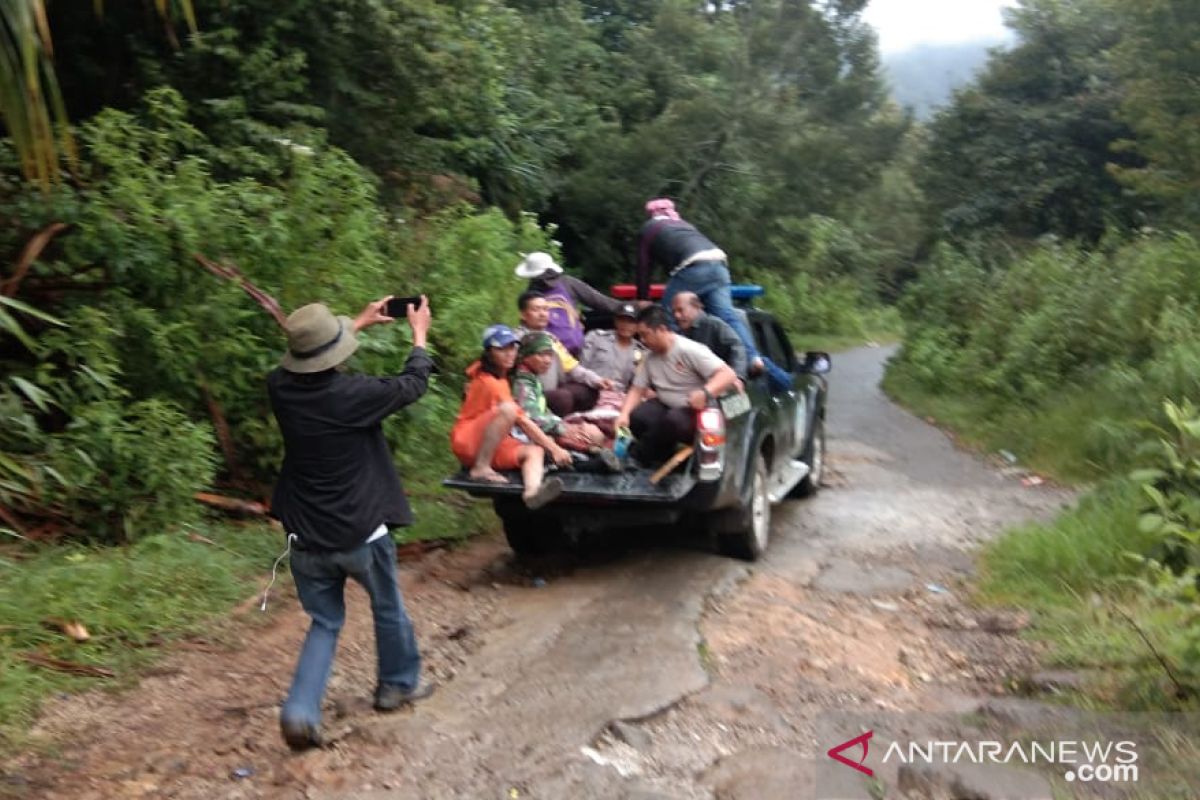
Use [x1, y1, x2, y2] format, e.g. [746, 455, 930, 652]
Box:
[7, 345, 1075, 799]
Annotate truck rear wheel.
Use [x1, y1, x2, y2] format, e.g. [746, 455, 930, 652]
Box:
[495, 499, 561, 556]
[717, 454, 770, 561]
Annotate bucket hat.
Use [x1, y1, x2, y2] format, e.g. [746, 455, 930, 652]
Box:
[519, 331, 555, 357]
[280, 303, 358, 373]
[514, 252, 563, 279]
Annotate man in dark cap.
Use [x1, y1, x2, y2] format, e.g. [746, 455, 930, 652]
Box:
[580, 302, 646, 392]
[267, 295, 435, 751]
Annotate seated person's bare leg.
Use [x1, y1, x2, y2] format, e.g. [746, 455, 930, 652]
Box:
[518, 445, 545, 502]
[517, 445, 563, 509]
[470, 402, 517, 483]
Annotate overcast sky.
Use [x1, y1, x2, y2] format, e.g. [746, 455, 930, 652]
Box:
[862, 0, 1018, 54]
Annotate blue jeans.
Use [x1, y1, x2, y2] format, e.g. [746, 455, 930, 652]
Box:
[662, 260, 761, 362]
[281, 535, 421, 728]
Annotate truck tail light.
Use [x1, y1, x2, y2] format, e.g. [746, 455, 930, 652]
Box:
[696, 406, 726, 479]
[697, 407, 726, 447]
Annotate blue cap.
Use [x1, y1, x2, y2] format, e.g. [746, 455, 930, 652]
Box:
[482, 324, 519, 349]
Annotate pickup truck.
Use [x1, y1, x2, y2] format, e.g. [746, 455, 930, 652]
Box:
[442, 286, 831, 561]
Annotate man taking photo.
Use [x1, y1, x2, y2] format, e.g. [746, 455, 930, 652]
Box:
[267, 294, 435, 751]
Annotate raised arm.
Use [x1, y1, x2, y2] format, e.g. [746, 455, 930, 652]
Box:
[346, 295, 435, 425]
[562, 275, 623, 313]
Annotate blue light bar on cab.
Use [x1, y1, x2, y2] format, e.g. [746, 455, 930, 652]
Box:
[730, 284, 764, 301]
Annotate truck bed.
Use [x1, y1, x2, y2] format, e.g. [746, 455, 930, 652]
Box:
[442, 464, 697, 505]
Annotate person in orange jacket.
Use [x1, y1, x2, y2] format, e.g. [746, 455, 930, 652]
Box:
[450, 324, 573, 508]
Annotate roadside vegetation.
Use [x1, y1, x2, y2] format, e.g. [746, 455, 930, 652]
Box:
[883, 0, 1200, 708]
[0, 0, 903, 741]
[2, 0, 1196, 738]
[0, 521, 283, 745]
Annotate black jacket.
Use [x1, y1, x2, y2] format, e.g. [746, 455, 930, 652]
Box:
[683, 312, 748, 379]
[637, 218, 720, 298]
[267, 347, 433, 550]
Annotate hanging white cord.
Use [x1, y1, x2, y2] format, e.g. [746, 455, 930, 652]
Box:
[260, 533, 298, 612]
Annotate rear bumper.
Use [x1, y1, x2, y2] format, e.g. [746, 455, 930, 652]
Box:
[443, 467, 697, 505]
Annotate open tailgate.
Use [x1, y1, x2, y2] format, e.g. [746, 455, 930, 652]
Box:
[442, 466, 696, 505]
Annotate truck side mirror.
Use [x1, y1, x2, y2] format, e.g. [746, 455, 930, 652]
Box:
[801, 351, 831, 375]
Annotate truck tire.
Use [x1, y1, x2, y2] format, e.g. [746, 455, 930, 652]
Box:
[790, 415, 825, 498]
[494, 499, 561, 557]
[717, 453, 770, 561]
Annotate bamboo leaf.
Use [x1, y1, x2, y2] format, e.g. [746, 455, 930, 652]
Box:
[9, 376, 54, 412]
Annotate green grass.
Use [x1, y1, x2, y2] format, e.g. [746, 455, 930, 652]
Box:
[978, 481, 1150, 609]
[882, 365, 1144, 483]
[0, 470, 499, 747]
[400, 470, 499, 543]
[977, 480, 1199, 710]
[0, 520, 285, 745]
[885, 358, 1200, 711]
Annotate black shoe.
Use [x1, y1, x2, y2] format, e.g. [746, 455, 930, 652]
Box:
[592, 449, 623, 474]
[374, 678, 437, 712]
[281, 718, 324, 751]
[566, 449, 623, 474]
[523, 476, 564, 510]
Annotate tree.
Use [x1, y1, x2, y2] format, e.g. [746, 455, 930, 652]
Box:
[918, 0, 1146, 245]
[1106, 0, 1200, 224]
[0, 0, 195, 188]
[0, 0, 73, 187]
[551, 0, 905, 282]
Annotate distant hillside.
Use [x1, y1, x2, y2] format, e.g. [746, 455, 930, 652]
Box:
[883, 40, 1006, 119]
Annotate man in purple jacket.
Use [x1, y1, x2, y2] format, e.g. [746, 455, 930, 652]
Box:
[515, 251, 625, 356]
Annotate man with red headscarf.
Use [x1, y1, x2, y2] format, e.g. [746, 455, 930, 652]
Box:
[637, 198, 763, 373]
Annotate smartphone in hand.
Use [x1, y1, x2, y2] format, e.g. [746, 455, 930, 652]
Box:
[385, 295, 423, 318]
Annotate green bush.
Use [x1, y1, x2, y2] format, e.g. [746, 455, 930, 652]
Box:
[889, 233, 1200, 478]
[46, 399, 217, 542]
[0, 89, 557, 543]
[744, 216, 902, 342]
[1132, 400, 1200, 598]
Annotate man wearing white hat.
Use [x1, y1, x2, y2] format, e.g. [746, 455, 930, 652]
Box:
[515, 251, 624, 356]
[268, 295, 435, 751]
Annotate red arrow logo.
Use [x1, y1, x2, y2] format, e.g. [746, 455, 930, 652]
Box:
[827, 730, 874, 777]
